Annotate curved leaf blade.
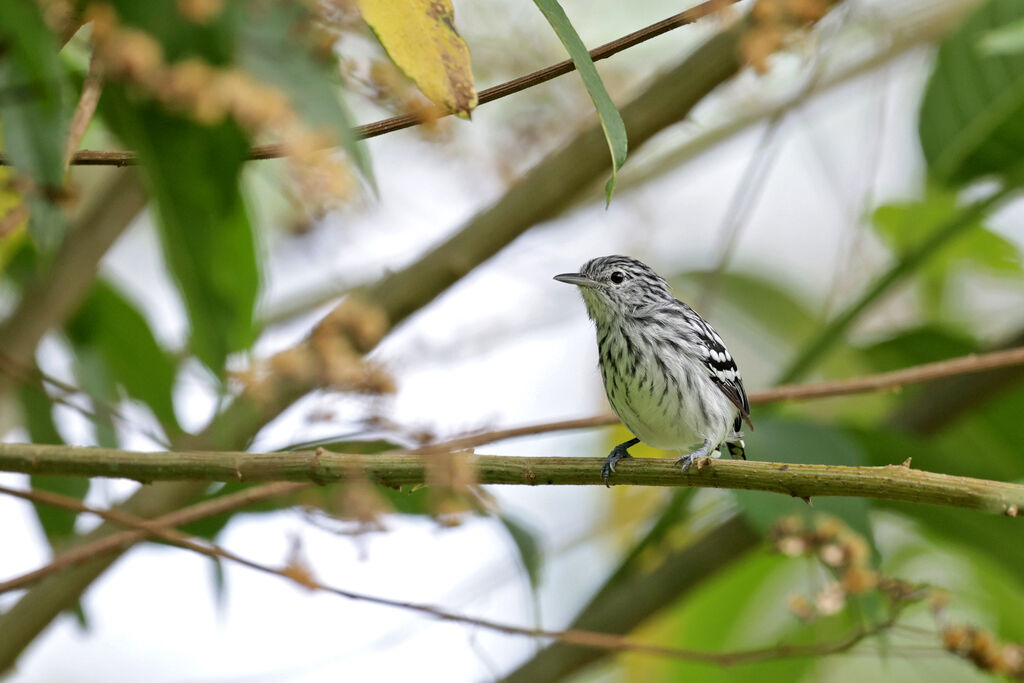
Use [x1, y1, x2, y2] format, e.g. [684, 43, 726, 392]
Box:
[101, 91, 260, 374]
[532, 0, 628, 204]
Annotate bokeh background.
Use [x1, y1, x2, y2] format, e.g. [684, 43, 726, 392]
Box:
[2, 0, 1024, 680]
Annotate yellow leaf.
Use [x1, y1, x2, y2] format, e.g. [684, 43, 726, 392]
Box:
[356, 0, 477, 118]
[0, 125, 29, 254]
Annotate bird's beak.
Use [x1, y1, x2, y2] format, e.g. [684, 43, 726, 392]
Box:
[554, 273, 600, 288]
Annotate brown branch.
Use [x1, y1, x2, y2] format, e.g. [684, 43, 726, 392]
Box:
[0, 0, 736, 168]
[413, 346, 1024, 453]
[0, 483, 903, 667]
[63, 54, 103, 169]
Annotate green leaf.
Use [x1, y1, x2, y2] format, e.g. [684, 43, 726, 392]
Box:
[497, 513, 543, 591]
[980, 17, 1024, 55]
[17, 383, 90, 549]
[67, 281, 180, 434]
[532, 0, 627, 204]
[738, 418, 874, 547]
[0, 0, 70, 249]
[236, 1, 373, 187]
[872, 188, 1021, 314]
[919, 0, 1024, 185]
[100, 91, 260, 373]
[627, 550, 821, 682]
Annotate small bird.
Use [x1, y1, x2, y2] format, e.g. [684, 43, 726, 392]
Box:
[555, 255, 752, 486]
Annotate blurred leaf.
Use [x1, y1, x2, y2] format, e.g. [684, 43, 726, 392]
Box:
[100, 91, 260, 374]
[738, 418, 873, 547]
[920, 0, 1024, 185]
[238, 1, 373, 186]
[873, 188, 1021, 314]
[0, 0, 70, 249]
[532, 0, 627, 203]
[624, 550, 820, 681]
[0, 127, 29, 241]
[70, 348, 119, 448]
[355, 0, 477, 118]
[980, 17, 1024, 55]
[17, 383, 90, 549]
[210, 555, 227, 612]
[859, 326, 978, 373]
[674, 270, 818, 343]
[497, 513, 543, 591]
[67, 281, 180, 434]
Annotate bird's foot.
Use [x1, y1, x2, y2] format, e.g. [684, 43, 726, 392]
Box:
[675, 439, 712, 475]
[601, 438, 639, 487]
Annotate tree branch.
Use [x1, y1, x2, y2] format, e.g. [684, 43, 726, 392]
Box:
[0, 445, 1020, 515]
[0, 0, 736, 168]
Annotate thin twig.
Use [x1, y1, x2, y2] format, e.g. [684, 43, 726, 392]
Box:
[0, 481, 304, 593]
[413, 345, 1024, 453]
[0, 483, 904, 666]
[0, 0, 736, 168]
[63, 54, 103, 169]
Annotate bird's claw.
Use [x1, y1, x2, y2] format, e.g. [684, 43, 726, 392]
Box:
[601, 447, 634, 487]
[675, 453, 694, 474]
[675, 439, 713, 476]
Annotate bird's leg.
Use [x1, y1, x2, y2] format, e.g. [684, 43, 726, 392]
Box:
[602, 437, 640, 487]
[675, 439, 712, 474]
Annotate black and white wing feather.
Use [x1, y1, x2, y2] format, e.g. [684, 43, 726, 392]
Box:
[690, 314, 753, 431]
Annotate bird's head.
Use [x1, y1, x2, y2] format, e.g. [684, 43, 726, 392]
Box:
[554, 255, 672, 323]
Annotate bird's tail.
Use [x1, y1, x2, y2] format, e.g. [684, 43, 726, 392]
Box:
[726, 415, 747, 460]
[725, 440, 746, 460]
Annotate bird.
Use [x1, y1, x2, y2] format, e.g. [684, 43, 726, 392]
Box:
[554, 255, 752, 486]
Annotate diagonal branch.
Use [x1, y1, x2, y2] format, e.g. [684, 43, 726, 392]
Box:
[0, 445, 1021, 515]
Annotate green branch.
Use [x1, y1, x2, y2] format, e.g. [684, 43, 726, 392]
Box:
[0, 443, 1021, 515]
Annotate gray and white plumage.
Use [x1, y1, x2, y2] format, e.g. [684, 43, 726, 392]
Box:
[555, 255, 751, 483]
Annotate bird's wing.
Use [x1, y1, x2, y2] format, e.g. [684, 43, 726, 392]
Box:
[693, 318, 753, 431]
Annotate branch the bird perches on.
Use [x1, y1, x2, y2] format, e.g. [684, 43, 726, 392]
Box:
[0, 443, 1020, 516]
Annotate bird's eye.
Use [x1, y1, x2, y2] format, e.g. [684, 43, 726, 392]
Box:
[610, 271, 625, 284]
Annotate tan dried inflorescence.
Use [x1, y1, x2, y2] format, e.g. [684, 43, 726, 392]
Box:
[741, 0, 833, 73]
[425, 450, 479, 526]
[176, 0, 224, 24]
[772, 515, 885, 621]
[87, 2, 356, 203]
[942, 626, 1024, 679]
